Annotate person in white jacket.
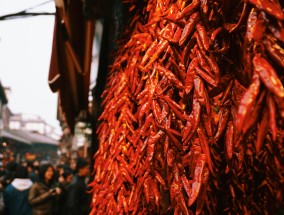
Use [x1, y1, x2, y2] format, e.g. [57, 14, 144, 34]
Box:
[3, 165, 33, 215]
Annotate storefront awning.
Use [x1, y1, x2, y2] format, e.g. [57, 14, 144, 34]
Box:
[0, 129, 32, 145]
[0, 129, 57, 146]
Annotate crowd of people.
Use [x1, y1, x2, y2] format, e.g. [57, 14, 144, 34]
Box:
[0, 157, 91, 215]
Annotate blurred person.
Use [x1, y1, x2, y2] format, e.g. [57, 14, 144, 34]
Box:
[69, 159, 77, 173]
[55, 168, 73, 215]
[0, 164, 4, 215]
[55, 164, 65, 183]
[0, 165, 5, 178]
[67, 158, 91, 215]
[0, 195, 3, 215]
[1, 161, 18, 188]
[21, 160, 27, 167]
[27, 161, 40, 183]
[33, 160, 40, 174]
[28, 164, 61, 215]
[3, 165, 33, 215]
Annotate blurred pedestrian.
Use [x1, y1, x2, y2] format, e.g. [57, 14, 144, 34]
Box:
[55, 164, 65, 183]
[0, 163, 4, 215]
[0, 165, 6, 178]
[1, 161, 18, 188]
[3, 165, 33, 215]
[67, 158, 91, 215]
[28, 163, 61, 215]
[55, 168, 73, 215]
[27, 161, 40, 183]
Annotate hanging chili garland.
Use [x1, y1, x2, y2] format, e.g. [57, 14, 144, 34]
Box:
[90, 0, 284, 214]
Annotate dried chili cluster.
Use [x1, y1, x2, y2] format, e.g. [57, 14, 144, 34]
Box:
[90, 0, 284, 214]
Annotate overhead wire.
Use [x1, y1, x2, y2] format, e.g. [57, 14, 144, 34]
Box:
[0, 0, 55, 21]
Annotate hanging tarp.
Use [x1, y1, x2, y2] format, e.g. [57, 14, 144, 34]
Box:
[48, 0, 95, 130]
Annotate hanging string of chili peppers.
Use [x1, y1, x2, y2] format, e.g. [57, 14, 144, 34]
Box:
[90, 0, 284, 214]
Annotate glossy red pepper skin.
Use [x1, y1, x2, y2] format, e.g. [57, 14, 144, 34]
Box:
[197, 127, 213, 174]
[175, 0, 200, 21]
[255, 109, 268, 154]
[195, 66, 217, 87]
[251, 13, 266, 42]
[214, 104, 230, 141]
[225, 121, 234, 160]
[236, 73, 260, 133]
[196, 23, 210, 51]
[267, 94, 277, 141]
[266, 19, 284, 43]
[170, 58, 186, 81]
[185, 58, 198, 94]
[195, 47, 212, 76]
[249, 0, 284, 21]
[188, 154, 206, 207]
[263, 35, 284, 69]
[144, 40, 170, 69]
[241, 90, 266, 136]
[196, 168, 209, 215]
[141, 40, 158, 66]
[155, 64, 184, 90]
[253, 54, 284, 98]
[183, 96, 201, 143]
[179, 12, 200, 46]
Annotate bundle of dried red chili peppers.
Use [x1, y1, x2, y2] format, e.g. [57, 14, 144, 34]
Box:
[90, 0, 284, 214]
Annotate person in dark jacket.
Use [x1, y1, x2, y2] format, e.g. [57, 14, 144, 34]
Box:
[28, 163, 61, 215]
[67, 158, 91, 215]
[3, 165, 33, 215]
[55, 168, 73, 215]
[1, 161, 18, 188]
[27, 161, 39, 183]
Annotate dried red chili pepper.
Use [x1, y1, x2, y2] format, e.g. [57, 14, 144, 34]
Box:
[267, 94, 277, 141]
[195, 66, 217, 87]
[201, 112, 213, 137]
[253, 54, 284, 98]
[185, 58, 198, 94]
[141, 39, 158, 66]
[161, 95, 188, 121]
[196, 167, 209, 215]
[263, 35, 284, 69]
[197, 127, 213, 174]
[251, 13, 266, 42]
[214, 103, 230, 141]
[195, 47, 212, 76]
[175, 0, 200, 21]
[147, 130, 165, 161]
[236, 73, 260, 132]
[249, 0, 284, 21]
[188, 154, 206, 206]
[266, 18, 284, 43]
[225, 121, 234, 160]
[179, 12, 200, 46]
[196, 23, 210, 51]
[194, 75, 207, 106]
[170, 58, 186, 81]
[241, 90, 266, 136]
[183, 96, 201, 143]
[144, 40, 169, 69]
[255, 109, 269, 154]
[155, 64, 184, 90]
[143, 177, 150, 203]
